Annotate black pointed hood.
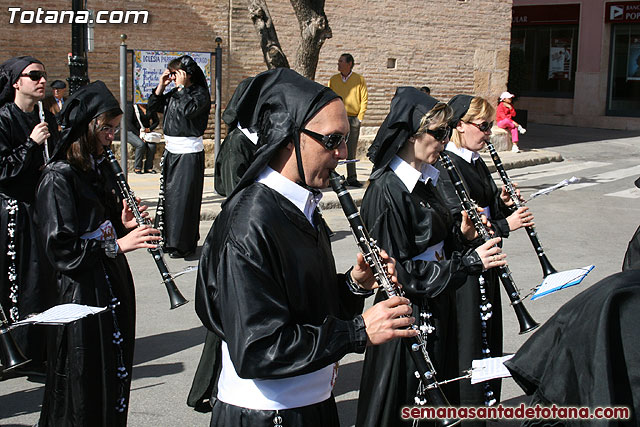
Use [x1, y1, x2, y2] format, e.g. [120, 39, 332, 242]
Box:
[368, 87, 439, 179]
[225, 68, 340, 200]
[0, 56, 44, 107]
[50, 81, 122, 161]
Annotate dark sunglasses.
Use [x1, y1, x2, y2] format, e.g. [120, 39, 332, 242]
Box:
[300, 128, 348, 150]
[20, 70, 47, 81]
[466, 121, 493, 132]
[425, 126, 452, 142]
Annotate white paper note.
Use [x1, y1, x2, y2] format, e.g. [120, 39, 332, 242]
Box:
[531, 265, 595, 300]
[12, 304, 108, 327]
[470, 355, 515, 384]
[526, 176, 580, 201]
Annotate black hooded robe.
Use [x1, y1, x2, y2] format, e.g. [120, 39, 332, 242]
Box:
[623, 225, 640, 271]
[504, 269, 640, 426]
[36, 160, 136, 427]
[213, 127, 257, 197]
[436, 150, 512, 416]
[196, 183, 367, 426]
[213, 77, 257, 197]
[356, 169, 483, 427]
[195, 68, 370, 426]
[0, 101, 59, 368]
[148, 79, 210, 255]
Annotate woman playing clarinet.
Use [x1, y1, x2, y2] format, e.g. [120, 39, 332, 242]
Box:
[356, 87, 505, 427]
[35, 81, 160, 426]
[435, 95, 534, 424]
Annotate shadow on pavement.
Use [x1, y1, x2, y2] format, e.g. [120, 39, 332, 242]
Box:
[330, 230, 353, 243]
[0, 385, 43, 419]
[524, 124, 640, 150]
[132, 362, 185, 379]
[335, 359, 363, 427]
[133, 325, 206, 366]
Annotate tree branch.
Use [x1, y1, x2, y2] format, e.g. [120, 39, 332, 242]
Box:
[248, 0, 290, 69]
[289, 0, 332, 80]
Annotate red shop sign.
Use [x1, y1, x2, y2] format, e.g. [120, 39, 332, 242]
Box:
[512, 4, 580, 26]
[606, 2, 640, 23]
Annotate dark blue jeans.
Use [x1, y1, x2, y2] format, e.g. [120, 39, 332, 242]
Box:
[127, 131, 157, 171]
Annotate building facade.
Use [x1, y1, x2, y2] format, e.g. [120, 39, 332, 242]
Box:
[511, 0, 640, 130]
[1, 0, 513, 138]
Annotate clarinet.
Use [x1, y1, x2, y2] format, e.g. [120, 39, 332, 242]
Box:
[485, 142, 557, 278]
[153, 151, 166, 234]
[103, 147, 188, 310]
[37, 101, 50, 163]
[329, 171, 460, 427]
[0, 303, 30, 373]
[438, 152, 539, 335]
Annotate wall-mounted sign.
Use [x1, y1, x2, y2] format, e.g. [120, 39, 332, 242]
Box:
[512, 4, 580, 26]
[606, 2, 640, 23]
[133, 50, 212, 104]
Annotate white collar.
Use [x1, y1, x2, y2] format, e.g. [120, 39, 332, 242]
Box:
[445, 142, 480, 164]
[341, 71, 352, 83]
[257, 166, 323, 225]
[389, 155, 440, 193]
[237, 122, 259, 145]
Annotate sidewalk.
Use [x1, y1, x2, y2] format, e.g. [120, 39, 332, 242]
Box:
[128, 147, 563, 221]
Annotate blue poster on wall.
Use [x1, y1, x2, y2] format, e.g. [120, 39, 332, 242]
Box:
[133, 50, 212, 104]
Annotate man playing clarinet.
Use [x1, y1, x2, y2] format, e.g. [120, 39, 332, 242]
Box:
[0, 56, 59, 375]
[195, 68, 417, 426]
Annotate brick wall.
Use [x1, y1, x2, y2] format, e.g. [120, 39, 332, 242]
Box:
[1, 0, 512, 136]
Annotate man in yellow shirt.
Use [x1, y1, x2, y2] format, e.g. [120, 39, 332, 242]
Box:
[329, 53, 368, 187]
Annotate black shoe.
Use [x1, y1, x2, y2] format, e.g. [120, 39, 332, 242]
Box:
[169, 250, 195, 259]
[347, 179, 364, 188]
[134, 169, 143, 174]
[145, 169, 158, 174]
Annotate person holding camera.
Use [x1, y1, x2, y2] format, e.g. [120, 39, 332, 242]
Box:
[126, 102, 160, 174]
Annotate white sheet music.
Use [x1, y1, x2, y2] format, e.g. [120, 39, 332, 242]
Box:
[531, 265, 595, 300]
[470, 355, 515, 384]
[12, 304, 108, 327]
[526, 176, 580, 201]
[172, 265, 198, 279]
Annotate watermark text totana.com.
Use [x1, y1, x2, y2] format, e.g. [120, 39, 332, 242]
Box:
[401, 403, 630, 421]
[8, 7, 149, 24]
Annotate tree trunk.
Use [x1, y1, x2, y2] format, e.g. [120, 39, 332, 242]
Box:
[289, 0, 332, 80]
[248, 0, 290, 69]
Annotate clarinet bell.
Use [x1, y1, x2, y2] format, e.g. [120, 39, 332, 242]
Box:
[515, 304, 539, 335]
[166, 279, 189, 310]
[427, 386, 461, 426]
[0, 328, 31, 373]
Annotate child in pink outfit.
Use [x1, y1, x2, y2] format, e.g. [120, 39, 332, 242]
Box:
[496, 91, 525, 152]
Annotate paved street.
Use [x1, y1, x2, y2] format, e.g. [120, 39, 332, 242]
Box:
[2, 123, 640, 426]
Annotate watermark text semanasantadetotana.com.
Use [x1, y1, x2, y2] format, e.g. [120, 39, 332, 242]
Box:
[7, 7, 148, 24]
[401, 404, 630, 421]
